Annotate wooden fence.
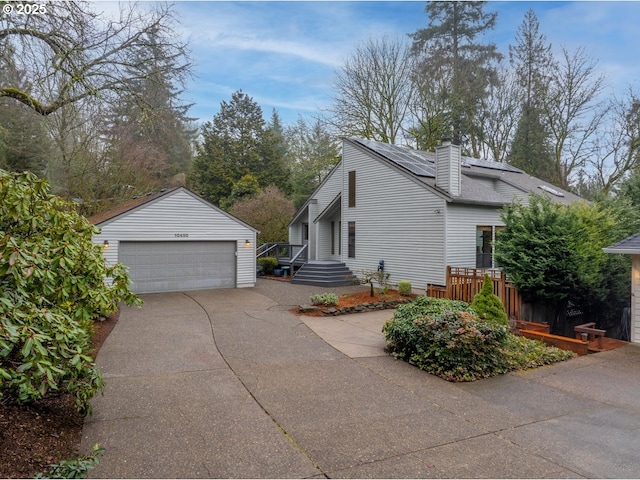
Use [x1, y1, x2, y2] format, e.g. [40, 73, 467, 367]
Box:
[426, 266, 521, 320]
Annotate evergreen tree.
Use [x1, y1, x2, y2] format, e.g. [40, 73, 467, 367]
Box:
[0, 48, 54, 175]
[103, 25, 194, 194]
[410, 1, 502, 155]
[285, 117, 340, 208]
[471, 274, 509, 326]
[220, 173, 261, 210]
[509, 9, 553, 111]
[495, 194, 638, 334]
[0, 99, 53, 175]
[507, 9, 556, 182]
[260, 109, 292, 195]
[189, 91, 290, 207]
[509, 108, 555, 181]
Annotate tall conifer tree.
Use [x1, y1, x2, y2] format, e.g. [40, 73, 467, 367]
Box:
[410, 1, 502, 155]
[507, 9, 555, 182]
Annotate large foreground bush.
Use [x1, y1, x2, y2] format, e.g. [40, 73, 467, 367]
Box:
[383, 296, 573, 381]
[0, 170, 141, 413]
[383, 296, 474, 361]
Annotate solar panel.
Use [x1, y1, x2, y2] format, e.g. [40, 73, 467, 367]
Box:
[355, 138, 436, 177]
[353, 137, 522, 177]
[463, 157, 522, 173]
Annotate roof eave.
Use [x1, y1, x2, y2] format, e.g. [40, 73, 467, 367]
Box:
[449, 197, 508, 208]
[603, 247, 638, 255]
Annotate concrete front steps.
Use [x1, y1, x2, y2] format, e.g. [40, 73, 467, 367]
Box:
[291, 261, 358, 287]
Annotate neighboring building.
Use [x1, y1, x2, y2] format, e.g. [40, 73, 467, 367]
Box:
[603, 233, 640, 344]
[289, 137, 582, 290]
[90, 187, 258, 294]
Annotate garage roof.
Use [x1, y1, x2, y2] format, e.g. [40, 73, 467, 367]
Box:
[88, 189, 175, 225]
[603, 231, 640, 254]
[88, 186, 258, 232]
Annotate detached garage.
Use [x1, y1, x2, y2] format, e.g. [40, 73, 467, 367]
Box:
[89, 187, 258, 294]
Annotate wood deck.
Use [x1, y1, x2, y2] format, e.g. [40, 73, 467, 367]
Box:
[588, 337, 628, 353]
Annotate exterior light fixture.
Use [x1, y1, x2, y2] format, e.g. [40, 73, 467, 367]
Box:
[103, 240, 110, 249]
[244, 239, 251, 248]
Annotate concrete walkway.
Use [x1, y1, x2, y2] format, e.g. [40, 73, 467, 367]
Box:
[82, 280, 640, 478]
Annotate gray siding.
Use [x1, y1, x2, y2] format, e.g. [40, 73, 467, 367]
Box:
[341, 142, 446, 289]
[317, 213, 342, 262]
[311, 165, 343, 261]
[633, 256, 640, 343]
[93, 189, 256, 288]
[436, 143, 461, 196]
[445, 204, 504, 268]
[288, 212, 308, 245]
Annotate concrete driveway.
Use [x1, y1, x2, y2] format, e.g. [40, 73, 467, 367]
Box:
[82, 281, 640, 478]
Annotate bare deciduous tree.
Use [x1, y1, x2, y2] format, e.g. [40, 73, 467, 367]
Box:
[542, 46, 607, 188]
[229, 185, 295, 244]
[587, 88, 640, 195]
[328, 35, 414, 144]
[407, 66, 451, 151]
[476, 65, 520, 162]
[0, 1, 190, 115]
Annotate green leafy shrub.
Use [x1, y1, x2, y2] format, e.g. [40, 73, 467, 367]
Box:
[407, 310, 510, 381]
[310, 292, 339, 306]
[382, 296, 474, 360]
[471, 273, 509, 326]
[383, 295, 573, 382]
[36, 443, 105, 479]
[502, 335, 574, 369]
[398, 280, 412, 296]
[257, 257, 278, 275]
[0, 170, 141, 414]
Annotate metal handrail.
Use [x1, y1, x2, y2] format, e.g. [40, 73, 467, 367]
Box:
[256, 243, 279, 259]
[256, 243, 306, 261]
[289, 243, 307, 265]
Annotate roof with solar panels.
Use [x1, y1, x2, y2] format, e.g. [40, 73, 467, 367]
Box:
[348, 137, 582, 206]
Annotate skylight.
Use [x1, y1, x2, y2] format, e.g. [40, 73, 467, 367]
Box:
[538, 185, 565, 197]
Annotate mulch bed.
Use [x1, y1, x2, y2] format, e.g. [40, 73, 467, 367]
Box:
[0, 312, 118, 479]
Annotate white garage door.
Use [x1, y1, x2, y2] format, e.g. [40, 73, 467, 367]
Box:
[119, 241, 236, 294]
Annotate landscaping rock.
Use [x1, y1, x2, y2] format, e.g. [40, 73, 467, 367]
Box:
[299, 305, 319, 313]
[319, 298, 413, 316]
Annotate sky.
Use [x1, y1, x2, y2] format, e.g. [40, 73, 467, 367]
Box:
[105, 1, 640, 128]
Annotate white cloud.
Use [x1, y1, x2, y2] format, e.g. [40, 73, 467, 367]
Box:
[172, 1, 640, 127]
[207, 33, 343, 67]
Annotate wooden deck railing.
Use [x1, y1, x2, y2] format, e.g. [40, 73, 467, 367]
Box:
[427, 266, 521, 320]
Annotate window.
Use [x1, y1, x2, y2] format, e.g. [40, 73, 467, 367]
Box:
[476, 226, 493, 268]
[348, 170, 356, 208]
[303, 223, 309, 243]
[476, 226, 502, 268]
[331, 221, 335, 255]
[348, 222, 356, 258]
[338, 221, 342, 255]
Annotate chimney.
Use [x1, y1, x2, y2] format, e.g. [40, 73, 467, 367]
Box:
[435, 139, 461, 196]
